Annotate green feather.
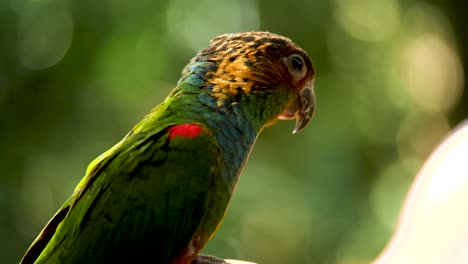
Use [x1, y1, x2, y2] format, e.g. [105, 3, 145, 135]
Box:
[24, 121, 222, 263]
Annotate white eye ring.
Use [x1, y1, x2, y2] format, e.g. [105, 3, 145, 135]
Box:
[284, 54, 307, 80]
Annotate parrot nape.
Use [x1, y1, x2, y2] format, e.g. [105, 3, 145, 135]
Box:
[20, 32, 316, 264]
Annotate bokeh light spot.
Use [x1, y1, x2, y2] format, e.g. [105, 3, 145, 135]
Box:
[402, 33, 464, 113]
[166, 0, 260, 51]
[397, 112, 451, 160]
[16, 1, 73, 70]
[92, 29, 170, 121]
[334, 0, 400, 42]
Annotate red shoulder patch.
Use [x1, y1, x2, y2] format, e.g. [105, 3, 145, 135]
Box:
[168, 124, 205, 140]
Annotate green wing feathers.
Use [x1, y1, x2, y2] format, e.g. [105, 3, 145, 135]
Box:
[22, 123, 222, 263]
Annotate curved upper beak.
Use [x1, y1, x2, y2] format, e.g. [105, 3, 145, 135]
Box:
[278, 79, 315, 134]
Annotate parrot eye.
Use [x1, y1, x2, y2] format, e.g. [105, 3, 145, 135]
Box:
[285, 54, 307, 80]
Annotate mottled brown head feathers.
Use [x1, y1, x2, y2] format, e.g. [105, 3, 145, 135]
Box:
[179, 32, 316, 133]
[189, 32, 315, 103]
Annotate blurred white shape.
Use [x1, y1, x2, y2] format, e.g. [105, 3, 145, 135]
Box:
[226, 260, 256, 264]
[427, 137, 468, 201]
[373, 120, 468, 264]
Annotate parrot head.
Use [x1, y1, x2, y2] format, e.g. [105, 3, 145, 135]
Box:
[180, 31, 316, 133]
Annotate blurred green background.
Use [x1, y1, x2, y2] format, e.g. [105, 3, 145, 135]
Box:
[1, 0, 466, 263]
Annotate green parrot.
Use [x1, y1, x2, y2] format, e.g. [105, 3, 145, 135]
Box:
[20, 32, 316, 264]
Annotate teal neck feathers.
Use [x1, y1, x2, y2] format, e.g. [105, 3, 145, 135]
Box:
[144, 32, 314, 191]
[158, 59, 291, 191]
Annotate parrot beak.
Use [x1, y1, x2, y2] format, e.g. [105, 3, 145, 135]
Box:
[278, 80, 315, 134]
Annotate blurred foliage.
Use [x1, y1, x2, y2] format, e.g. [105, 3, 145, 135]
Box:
[0, 0, 466, 263]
